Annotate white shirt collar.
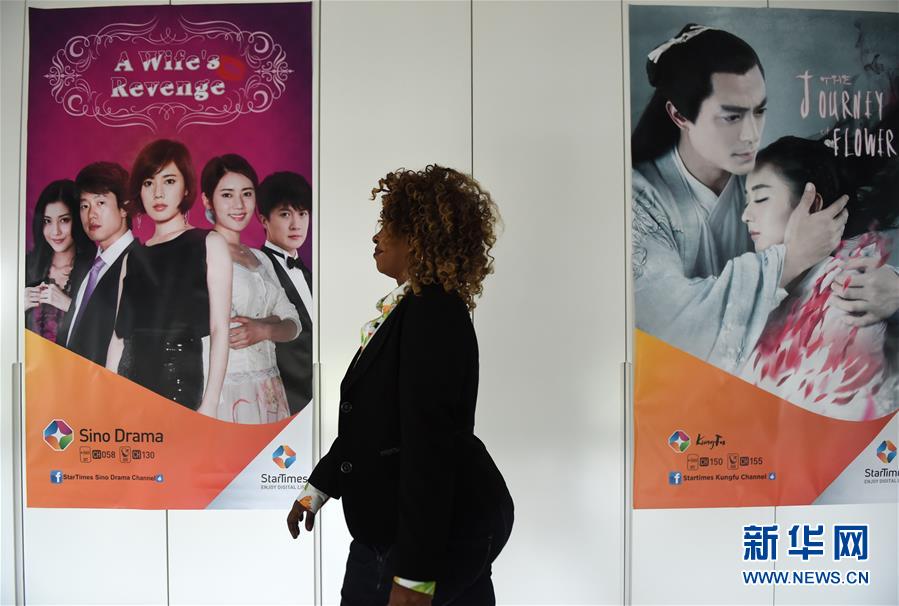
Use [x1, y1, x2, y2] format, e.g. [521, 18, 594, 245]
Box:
[98, 230, 134, 264]
[264, 240, 299, 260]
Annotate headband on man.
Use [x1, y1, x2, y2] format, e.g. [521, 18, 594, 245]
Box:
[647, 24, 716, 64]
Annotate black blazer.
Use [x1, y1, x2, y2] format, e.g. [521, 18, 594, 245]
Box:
[57, 239, 139, 365]
[260, 246, 313, 414]
[308, 284, 511, 581]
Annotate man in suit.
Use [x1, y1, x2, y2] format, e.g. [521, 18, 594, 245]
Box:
[257, 171, 313, 415]
[58, 162, 138, 366]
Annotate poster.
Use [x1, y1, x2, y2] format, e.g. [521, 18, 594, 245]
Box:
[24, 2, 314, 509]
[629, 6, 899, 508]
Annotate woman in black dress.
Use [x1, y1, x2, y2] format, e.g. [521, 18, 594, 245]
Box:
[106, 140, 231, 414]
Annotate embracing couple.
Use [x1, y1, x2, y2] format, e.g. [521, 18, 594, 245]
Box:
[632, 25, 899, 420]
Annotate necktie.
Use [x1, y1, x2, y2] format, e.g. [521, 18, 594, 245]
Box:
[70, 256, 106, 335]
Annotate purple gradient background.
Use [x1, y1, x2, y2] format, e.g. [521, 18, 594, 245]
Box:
[26, 2, 312, 267]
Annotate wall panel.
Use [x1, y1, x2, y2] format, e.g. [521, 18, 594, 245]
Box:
[23, 509, 168, 605]
[167, 510, 315, 605]
[472, 1, 626, 603]
[632, 508, 775, 605]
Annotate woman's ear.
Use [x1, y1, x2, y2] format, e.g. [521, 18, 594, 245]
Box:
[665, 100, 690, 131]
[201, 192, 211, 209]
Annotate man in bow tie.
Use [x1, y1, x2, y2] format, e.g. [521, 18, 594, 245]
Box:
[258, 171, 314, 415]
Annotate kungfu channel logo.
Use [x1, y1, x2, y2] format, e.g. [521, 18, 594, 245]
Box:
[43, 419, 74, 451]
[668, 430, 691, 453]
[272, 445, 297, 469]
[876, 440, 896, 464]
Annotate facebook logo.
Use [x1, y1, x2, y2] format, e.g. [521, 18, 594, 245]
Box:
[668, 471, 683, 485]
[49, 470, 64, 484]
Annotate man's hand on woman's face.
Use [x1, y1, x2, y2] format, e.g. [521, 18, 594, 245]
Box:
[781, 183, 849, 286]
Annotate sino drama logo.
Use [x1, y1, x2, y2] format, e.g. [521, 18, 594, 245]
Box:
[43, 419, 74, 451]
[668, 430, 691, 453]
[272, 445, 296, 469]
[876, 440, 896, 464]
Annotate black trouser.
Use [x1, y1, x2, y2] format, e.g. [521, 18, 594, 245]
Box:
[340, 500, 514, 606]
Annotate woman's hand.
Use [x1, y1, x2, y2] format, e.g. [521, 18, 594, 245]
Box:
[24, 286, 41, 311]
[38, 283, 71, 312]
[229, 316, 272, 349]
[388, 583, 432, 606]
[286, 498, 316, 539]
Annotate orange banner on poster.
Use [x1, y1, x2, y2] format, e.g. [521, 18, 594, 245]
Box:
[26, 332, 291, 509]
[634, 330, 894, 509]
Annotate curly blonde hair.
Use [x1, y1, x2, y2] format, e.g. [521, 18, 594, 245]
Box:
[371, 165, 499, 310]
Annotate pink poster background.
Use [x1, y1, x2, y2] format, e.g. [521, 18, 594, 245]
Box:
[26, 2, 313, 266]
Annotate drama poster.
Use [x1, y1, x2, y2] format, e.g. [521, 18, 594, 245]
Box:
[629, 6, 898, 508]
[24, 2, 314, 509]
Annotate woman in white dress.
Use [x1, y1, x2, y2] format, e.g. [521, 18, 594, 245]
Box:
[201, 154, 300, 423]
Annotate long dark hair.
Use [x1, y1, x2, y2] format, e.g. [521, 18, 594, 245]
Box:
[632, 25, 764, 166]
[755, 113, 899, 240]
[26, 179, 94, 286]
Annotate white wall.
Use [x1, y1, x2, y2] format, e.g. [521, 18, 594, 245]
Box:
[1, 1, 896, 605]
[472, 1, 626, 603]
